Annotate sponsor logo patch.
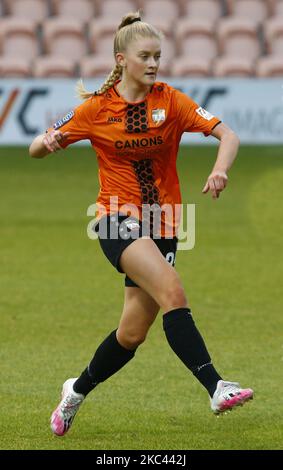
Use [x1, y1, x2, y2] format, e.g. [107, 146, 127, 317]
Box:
[53, 110, 74, 130]
[195, 107, 214, 121]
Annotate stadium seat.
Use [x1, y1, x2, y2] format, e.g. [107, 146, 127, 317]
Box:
[80, 55, 116, 77]
[256, 54, 283, 76]
[226, 0, 270, 24]
[171, 56, 212, 76]
[273, 0, 283, 16]
[51, 0, 96, 24]
[159, 36, 175, 62]
[141, 18, 174, 37]
[89, 18, 117, 53]
[141, 0, 180, 21]
[3, 0, 50, 25]
[180, 36, 217, 61]
[0, 18, 39, 60]
[182, 0, 223, 23]
[218, 17, 261, 60]
[99, 0, 137, 19]
[33, 56, 77, 77]
[43, 18, 88, 61]
[213, 56, 255, 76]
[264, 17, 283, 54]
[157, 59, 171, 76]
[93, 35, 115, 56]
[0, 56, 32, 77]
[175, 19, 217, 60]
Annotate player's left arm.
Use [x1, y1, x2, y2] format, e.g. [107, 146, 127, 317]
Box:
[202, 122, 240, 199]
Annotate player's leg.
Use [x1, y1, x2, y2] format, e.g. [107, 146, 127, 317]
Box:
[117, 286, 160, 350]
[119, 238, 221, 392]
[120, 238, 253, 413]
[120, 237, 187, 311]
[50, 286, 159, 436]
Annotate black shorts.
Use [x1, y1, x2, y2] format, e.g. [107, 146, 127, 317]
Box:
[95, 214, 178, 287]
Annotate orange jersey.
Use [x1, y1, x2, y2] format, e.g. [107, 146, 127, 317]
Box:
[50, 81, 220, 235]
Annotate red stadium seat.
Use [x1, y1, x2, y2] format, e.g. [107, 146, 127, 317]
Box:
[89, 18, 117, 53]
[42, 18, 88, 61]
[0, 56, 32, 77]
[181, 36, 217, 61]
[218, 17, 261, 60]
[183, 0, 222, 23]
[157, 59, 172, 76]
[3, 0, 50, 25]
[264, 17, 283, 54]
[80, 55, 116, 77]
[51, 0, 96, 24]
[226, 0, 270, 24]
[141, 18, 174, 37]
[213, 56, 255, 76]
[256, 54, 283, 76]
[33, 56, 77, 77]
[93, 35, 114, 56]
[171, 56, 212, 77]
[141, 0, 180, 21]
[160, 36, 175, 62]
[273, 0, 283, 16]
[99, 0, 137, 19]
[0, 18, 39, 59]
[175, 19, 217, 60]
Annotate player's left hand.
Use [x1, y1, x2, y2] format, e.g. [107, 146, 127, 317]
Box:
[202, 171, 228, 199]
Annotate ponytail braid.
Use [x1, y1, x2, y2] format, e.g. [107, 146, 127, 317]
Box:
[76, 64, 122, 100]
[94, 64, 122, 95]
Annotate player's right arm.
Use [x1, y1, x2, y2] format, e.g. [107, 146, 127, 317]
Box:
[29, 130, 71, 158]
[29, 95, 98, 158]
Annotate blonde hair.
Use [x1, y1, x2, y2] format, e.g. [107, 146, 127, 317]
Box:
[76, 11, 162, 100]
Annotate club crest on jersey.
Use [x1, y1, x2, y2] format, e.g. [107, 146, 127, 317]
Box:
[53, 110, 74, 130]
[152, 109, 166, 124]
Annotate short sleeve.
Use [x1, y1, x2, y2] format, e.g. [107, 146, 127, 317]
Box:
[174, 89, 221, 136]
[47, 96, 98, 148]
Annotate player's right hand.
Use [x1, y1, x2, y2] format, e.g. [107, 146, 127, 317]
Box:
[42, 130, 71, 153]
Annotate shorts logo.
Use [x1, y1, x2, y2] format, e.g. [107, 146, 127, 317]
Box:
[53, 110, 74, 130]
[123, 219, 140, 231]
[195, 107, 214, 121]
[152, 109, 166, 124]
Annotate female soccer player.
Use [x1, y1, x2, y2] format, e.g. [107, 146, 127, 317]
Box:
[29, 12, 253, 437]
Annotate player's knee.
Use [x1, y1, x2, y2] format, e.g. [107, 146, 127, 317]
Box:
[160, 280, 187, 311]
[117, 328, 147, 350]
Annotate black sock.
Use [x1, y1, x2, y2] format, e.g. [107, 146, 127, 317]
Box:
[73, 330, 136, 396]
[163, 308, 222, 397]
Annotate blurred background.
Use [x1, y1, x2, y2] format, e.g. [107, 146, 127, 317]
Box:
[0, 0, 283, 78]
[1, 0, 283, 451]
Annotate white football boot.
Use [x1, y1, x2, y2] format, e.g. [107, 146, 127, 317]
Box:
[50, 378, 85, 436]
[210, 380, 253, 415]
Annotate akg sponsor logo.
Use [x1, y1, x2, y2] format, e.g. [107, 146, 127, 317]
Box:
[108, 116, 122, 123]
[115, 135, 163, 150]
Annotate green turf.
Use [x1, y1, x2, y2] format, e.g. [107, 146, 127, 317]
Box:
[0, 145, 282, 450]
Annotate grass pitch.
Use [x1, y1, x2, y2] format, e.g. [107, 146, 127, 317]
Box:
[0, 145, 282, 450]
